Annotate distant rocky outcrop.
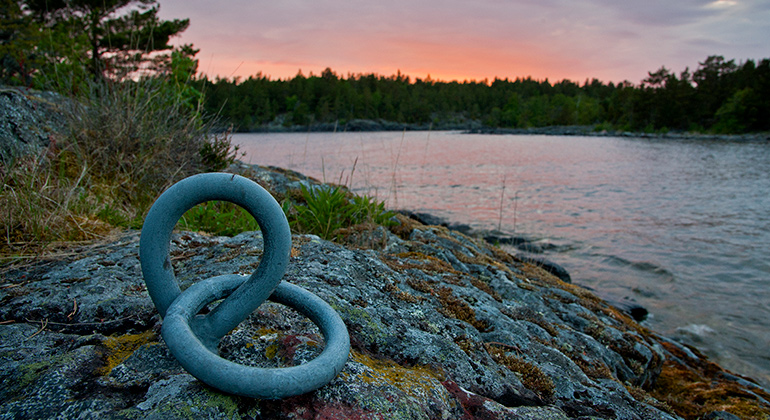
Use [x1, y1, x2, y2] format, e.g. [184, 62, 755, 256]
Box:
[251, 117, 484, 133]
[466, 125, 770, 141]
[0, 86, 68, 166]
[1, 165, 768, 419]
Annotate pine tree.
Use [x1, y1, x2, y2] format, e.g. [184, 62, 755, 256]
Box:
[15, 0, 189, 79]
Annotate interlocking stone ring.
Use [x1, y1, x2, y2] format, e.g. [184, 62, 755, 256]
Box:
[139, 173, 350, 399]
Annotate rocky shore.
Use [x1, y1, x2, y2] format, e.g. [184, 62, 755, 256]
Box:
[241, 118, 770, 142]
[465, 125, 770, 142]
[246, 117, 483, 133]
[2, 164, 769, 419]
[240, 114, 769, 142]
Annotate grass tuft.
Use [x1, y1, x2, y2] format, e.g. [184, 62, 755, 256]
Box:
[285, 184, 396, 241]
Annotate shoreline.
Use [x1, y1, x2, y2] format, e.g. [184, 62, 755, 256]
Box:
[399, 209, 656, 323]
[234, 119, 770, 142]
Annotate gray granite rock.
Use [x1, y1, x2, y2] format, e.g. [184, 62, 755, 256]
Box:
[0, 87, 67, 165]
[11, 164, 766, 418]
[1, 217, 684, 419]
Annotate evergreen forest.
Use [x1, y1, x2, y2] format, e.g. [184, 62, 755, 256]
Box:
[197, 56, 770, 134]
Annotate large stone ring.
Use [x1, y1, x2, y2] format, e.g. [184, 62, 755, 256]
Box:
[139, 173, 350, 398]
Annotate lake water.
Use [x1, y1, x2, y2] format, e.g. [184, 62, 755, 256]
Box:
[234, 131, 770, 388]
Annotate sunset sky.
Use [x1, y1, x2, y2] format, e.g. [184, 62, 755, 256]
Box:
[158, 0, 769, 85]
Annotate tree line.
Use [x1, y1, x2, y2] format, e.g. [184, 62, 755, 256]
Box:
[197, 56, 769, 134]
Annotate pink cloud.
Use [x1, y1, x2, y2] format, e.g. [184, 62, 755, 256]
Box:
[158, 0, 770, 85]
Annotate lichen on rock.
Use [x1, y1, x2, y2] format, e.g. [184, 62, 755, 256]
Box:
[1, 165, 768, 419]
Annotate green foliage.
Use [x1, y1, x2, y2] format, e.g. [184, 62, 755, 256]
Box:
[97, 205, 142, 229]
[1, 0, 42, 85]
[713, 88, 759, 133]
[290, 185, 353, 240]
[287, 184, 396, 241]
[350, 194, 397, 226]
[199, 131, 240, 171]
[2, 0, 189, 85]
[198, 55, 770, 135]
[177, 201, 259, 237]
[0, 3, 243, 260]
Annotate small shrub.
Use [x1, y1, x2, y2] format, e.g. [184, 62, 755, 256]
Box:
[350, 194, 397, 226]
[286, 184, 396, 241]
[290, 185, 354, 240]
[199, 129, 241, 171]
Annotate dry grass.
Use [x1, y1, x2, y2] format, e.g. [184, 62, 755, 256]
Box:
[1, 79, 237, 263]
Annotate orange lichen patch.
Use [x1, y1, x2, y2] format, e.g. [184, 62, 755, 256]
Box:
[406, 277, 435, 294]
[649, 342, 770, 420]
[434, 287, 491, 332]
[624, 383, 673, 414]
[264, 342, 279, 360]
[515, 260, 565, 287]
[99, 330, 157, 375]
[383, 282, 425, 304]
[500, 306, 559, 337]
[469, 277, 502, 302]
[290, 246, 301, 258]
[345, 350, 445, 400]
[387, 252, 462, 275]
[254, 326, 280, 337]
[388, 213, 423, 239]
[485, 343, 555, 399]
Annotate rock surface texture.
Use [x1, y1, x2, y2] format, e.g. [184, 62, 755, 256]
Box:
[2, 165, 769, 419]
[0, 87, 66, 165]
